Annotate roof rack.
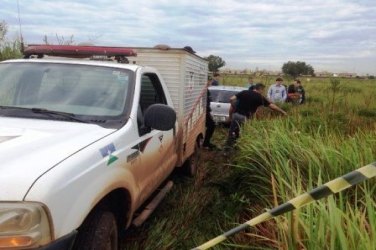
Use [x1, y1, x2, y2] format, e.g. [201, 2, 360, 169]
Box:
[23, 45, 137, 62]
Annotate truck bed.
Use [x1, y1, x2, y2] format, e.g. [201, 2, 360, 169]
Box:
[128, 47, 207, 166]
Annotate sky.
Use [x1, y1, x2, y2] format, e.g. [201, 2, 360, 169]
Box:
[1, 0, 376, 75]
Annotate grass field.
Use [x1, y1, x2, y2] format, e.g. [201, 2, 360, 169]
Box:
[231, 76, 376, 249]
[122, 76, 375, 250]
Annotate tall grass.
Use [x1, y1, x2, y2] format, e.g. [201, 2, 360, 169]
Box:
[229, 79, 376, 249]
[0, 40, 22, 61]
[119, 78, 375, 249]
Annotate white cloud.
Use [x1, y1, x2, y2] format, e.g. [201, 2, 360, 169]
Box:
[1, 0, 375, 75]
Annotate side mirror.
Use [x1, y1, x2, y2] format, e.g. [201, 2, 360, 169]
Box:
[144, 104, 176, 131]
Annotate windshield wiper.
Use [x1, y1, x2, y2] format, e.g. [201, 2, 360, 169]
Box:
[30, 108, 88, 123]
[0, 105, 30, 111]
[0, 106, 87, 123]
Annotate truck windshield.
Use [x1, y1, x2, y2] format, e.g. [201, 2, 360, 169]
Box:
[0, 62, 134, 128]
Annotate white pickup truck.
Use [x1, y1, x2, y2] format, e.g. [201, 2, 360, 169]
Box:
[0, 45, 207, 249]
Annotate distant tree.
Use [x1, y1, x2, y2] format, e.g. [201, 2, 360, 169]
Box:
[282, 61, 315, 78]
[204, 55, 226, 73]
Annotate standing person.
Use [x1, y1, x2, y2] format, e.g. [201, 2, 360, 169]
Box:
[295, 79, 305, 104]
[286, 82, 300, 104]
[203, 76, 217, 150]
[224, 83, 287, 150]
[211, 73, 220, 86]
[267, 77, 287, 103]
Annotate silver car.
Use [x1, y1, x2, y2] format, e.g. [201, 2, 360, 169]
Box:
[208, 85, 248, 124]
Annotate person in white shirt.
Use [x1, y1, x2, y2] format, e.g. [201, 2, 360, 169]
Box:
[267, 77, 287, 103]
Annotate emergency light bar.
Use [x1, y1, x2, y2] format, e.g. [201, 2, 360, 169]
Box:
[23, 45, 137, 58]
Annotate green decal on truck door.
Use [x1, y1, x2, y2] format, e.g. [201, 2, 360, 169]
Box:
[99, 143, 118, 166]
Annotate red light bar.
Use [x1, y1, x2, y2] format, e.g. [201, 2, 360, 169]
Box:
[24, 45, 137, 58]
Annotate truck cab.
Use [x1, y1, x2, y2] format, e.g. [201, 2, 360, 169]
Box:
[0, 45, 207, 249]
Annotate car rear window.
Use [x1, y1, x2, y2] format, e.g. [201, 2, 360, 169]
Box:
[210, 89, 239, 103]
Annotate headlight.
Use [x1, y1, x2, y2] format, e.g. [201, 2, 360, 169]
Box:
[0, 202, 52, 249]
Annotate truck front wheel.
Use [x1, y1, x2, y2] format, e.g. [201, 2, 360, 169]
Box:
[73, 210, 118, 250]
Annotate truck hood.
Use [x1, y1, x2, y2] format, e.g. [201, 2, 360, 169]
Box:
[0, 117, 114, 200]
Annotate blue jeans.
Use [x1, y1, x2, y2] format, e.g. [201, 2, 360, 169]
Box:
[225, 112, 247, 148]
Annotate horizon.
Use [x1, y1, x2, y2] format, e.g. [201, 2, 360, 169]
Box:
[1, 0, 375, 75]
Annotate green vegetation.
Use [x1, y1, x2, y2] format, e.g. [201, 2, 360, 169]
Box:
[204, 55, 226, 73]
[0, 21, 22, 61]
[229, 77, 376, 249]
[0, 40, 22, 61]
[234, 119, 375, 249]
[1, 19, 373, 248]
[121, 77, 375, 249]
[282, 61, 315, 78]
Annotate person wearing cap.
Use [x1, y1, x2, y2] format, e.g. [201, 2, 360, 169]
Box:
[224, 83, 287, 151]
[267, 77, 287, 103]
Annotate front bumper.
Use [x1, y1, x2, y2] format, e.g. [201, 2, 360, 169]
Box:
[38, 230, 77, 250]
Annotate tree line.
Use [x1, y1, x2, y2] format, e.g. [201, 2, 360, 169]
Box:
[205, 54, 315, 78]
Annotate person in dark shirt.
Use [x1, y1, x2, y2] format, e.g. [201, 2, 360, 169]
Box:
[295, 80, 305, 104]
[286, 83, 300, 103]
[286, 79, 305, 104]
[203, 77, 217, 150]
[224, 83, 287, 150]
[211, 73, 220, 86]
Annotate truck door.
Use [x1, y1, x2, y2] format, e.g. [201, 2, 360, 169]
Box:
[133, 73, 176, 204]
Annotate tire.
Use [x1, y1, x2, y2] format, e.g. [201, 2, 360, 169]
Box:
[73, 210, 118, 250]
[181, 140, 201, 177]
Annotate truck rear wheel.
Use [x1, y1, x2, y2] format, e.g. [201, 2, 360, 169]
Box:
[73, 210, 118, 250]
[182, 140, 201, 177]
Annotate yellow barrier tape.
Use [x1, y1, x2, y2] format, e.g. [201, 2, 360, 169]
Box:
[192, 162, 376, 250]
